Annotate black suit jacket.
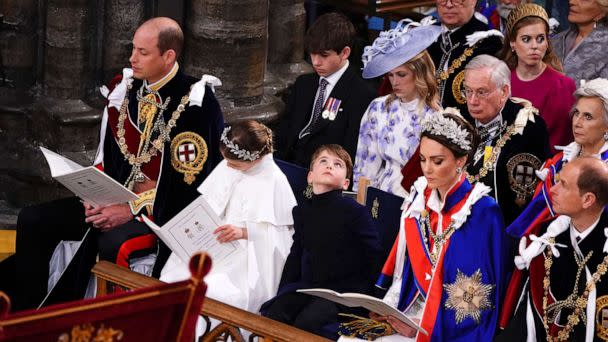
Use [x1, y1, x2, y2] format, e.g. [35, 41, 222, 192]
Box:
[274, 67, 376, 167]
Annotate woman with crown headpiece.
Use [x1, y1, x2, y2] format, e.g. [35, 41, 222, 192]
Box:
[353, 18, 441, 197]
[160, 120, 296, 324]
[340, 110, 510, 341]
[498, 3, 576, 153]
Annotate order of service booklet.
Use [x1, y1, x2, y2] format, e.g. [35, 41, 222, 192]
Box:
[40, 146, 139, 207]
[142, 196, 238, 269]
[297, 288, 427, 335]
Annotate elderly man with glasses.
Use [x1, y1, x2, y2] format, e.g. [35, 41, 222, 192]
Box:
[463, 54, 550, 226]
[427, 0, 504, 121]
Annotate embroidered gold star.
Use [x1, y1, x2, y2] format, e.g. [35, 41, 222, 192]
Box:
[443, 269, 494, 324]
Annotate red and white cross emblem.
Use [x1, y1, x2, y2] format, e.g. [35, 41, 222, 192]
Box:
[178, 143, 196, 162]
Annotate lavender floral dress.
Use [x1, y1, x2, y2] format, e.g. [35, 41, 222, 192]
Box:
[353, 95, 437, 197]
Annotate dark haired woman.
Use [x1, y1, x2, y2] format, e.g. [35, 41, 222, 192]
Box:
[161, 120, 297, 315]
[343, 110, 509, 341]
[499, 3, 576, 152]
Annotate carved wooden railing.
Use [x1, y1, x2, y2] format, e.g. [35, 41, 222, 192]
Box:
[92, 261, 332, 342]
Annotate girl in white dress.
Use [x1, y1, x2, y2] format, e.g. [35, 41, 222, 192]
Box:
[160, 120, 297, 315]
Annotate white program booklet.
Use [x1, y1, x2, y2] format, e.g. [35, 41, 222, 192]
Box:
[297, 288, 427, 335]
[40, 147, 139, 207]
[141, 196, 238, 269]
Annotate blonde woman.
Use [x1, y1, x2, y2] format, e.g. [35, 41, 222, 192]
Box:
[353, 20, 441, 197]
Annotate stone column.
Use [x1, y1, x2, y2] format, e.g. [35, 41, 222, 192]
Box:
[267, 0, 307, 68]
[0, 0, 38, 207]
[184, 0, 269, 111]
[102, 0, 145, 81]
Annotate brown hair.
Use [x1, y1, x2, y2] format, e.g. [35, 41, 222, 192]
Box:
[305, 12, 355, 54]
[385, 50, 440, 111]
[576, 157, 608, 207]
[309, 144, 354, 181]
[498, 16, 563, 72]
[420, 113, 480, 165]
[220, 120, 273, 161]
[141, 17, 184, 58]
[158, 25, 184, 58]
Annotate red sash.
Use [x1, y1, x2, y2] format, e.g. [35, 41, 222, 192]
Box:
[404, 182, 471, 341]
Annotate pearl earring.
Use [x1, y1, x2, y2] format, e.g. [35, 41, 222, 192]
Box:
[456, 167, 462, 174]
[604, 131, 608, 141]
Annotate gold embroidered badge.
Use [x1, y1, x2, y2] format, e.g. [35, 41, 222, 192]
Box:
[507, 153, 542, 207]
[452, 70, 466, 105]
[371, 197, 379, 219]
[170, 132, 208, 185]
[444, 269, 494, 324]
[596, 295, 608, 340]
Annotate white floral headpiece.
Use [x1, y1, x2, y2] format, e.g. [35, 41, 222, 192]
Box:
[220, 127, 262, 161]
[422, 109, 472, 151]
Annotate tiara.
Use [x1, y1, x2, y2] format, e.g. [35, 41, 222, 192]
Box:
[506, 3, 549, 35]
[422, 111, 472, 151]
[220, 127, 262, 161]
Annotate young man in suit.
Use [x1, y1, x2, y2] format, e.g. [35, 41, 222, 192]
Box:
[274, 12, 376, 168]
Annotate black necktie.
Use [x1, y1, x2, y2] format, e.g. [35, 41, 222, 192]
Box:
[300, 78, 329, 137]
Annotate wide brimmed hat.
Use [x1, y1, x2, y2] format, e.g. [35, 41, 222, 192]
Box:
[362, 17, 441, 79]
[506, 3, 549, 35]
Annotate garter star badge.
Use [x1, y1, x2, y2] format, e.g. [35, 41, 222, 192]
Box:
[595, 295, 608, 340]
[452, 70, 466, 105]
[171, 131, 208, 185]
[443, 269, 494, 324]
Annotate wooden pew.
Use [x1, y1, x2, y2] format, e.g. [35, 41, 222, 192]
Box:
[92, 261, 331, 342]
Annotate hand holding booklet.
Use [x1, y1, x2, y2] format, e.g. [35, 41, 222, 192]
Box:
[297, 288, 427, 336]
[40, 147, 138, 207]
[141, 196, 238, 269]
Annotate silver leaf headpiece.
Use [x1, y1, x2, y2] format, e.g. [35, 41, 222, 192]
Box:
[220, 127, 262, 161]
[422, 110, 472, 152]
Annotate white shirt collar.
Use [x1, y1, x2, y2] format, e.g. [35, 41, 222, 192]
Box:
[441, 24, 461, 35]
[322, 60, 349, 87]
[571, 214, 603, 244]
[476, 112, 503, 128]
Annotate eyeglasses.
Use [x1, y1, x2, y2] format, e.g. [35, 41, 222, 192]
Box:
[461, 87, 497, 100]
[437, 0, 467, 6]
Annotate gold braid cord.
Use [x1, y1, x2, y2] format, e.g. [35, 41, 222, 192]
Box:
[466, 125, 518, 184]
[338, 313, 396, 340]
[542, 243, 608, 341]
[437, 45, 476, 82]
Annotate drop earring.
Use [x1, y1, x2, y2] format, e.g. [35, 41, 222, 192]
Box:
[456, 167, 462, 174]
[604, 131, 608, 141]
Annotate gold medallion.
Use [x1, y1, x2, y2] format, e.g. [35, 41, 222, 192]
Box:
[506, 153, 542, 207]
[171, 132, 208, 185]
[596, 295, 608, 340]
[452, 70, 466, 105]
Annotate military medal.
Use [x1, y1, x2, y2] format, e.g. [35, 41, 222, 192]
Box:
[322, 97, 342, 121]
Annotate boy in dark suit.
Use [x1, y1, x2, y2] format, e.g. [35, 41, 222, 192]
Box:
[261, 144, 381, 337]
[274, 13, 376, 168]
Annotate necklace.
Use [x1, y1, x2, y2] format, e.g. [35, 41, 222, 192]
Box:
[466, 124, 518, 183]
[436, 44, 476, 82]
[116, 84, 189, 188]
[542, 243, 608, 341]
[418, 209, 458, 265]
